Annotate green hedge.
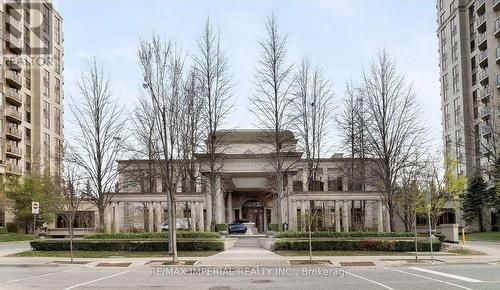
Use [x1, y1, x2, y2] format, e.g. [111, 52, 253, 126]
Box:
[274, 231, 415, 238]
[31, 239, 224, 252]
[273, 240, 441, 252]
[268, 224, 279, 232]
[215, 224, 228, 232]
[84, 232, 220, 240]
[0, 227, 7, 234]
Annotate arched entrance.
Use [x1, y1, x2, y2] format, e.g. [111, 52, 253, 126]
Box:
[241, 200, 264, 233]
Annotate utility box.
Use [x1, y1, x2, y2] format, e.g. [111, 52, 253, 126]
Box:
[438, 224, 459, 243]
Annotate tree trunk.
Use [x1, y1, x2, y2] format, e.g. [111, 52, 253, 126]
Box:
[170, 195, 178, 263]
[98, 207, 105, 232]
[210, 173, 217, 232]
[69, 220, 74, 263]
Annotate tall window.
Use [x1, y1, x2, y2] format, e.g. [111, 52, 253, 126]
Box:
[55, 108, 61, 135]
[442, 74, 449, 100]
[444, 104, 450, 130]
[43, 69, 50, 97]
[454, 98, 461, 125]
[43, 101, 50, 129]
[452, 65, 460, 93]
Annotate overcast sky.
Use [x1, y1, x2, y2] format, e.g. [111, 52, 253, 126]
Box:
[55, 0, 441, 152]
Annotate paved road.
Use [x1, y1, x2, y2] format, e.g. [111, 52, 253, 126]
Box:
[1, 263, 499, 289]
[0, 241, 31, 257]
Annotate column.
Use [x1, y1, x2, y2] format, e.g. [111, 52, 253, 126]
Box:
[342, 200, 349, 232]
[105, 202, 112, 232]
[290, 200, 297, 230]
[364, 201, 373, 229]
[384, 206, 391, 232]
[112, 202, 118, 232]
[118, 201, 124, 232]
[335, 201, 341, 232]
[301, 200, 308, 231]
[148, 201, 154, 232]
[205, 192, 212, 231]
[197, 201, 205, 232]
[323, 167, 329, 191]
[287, 174, 294, 226]
[302, 169, 308, 191]
[227, 191, 233, 223]
[377, 200, 384, 232]
[191, 201, 197, 231]
[214, 176, 223, 224]
[155, 202, 162, 233]
[324, 201, 332, 228]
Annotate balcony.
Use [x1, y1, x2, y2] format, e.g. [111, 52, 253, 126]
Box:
[478, 50, 488, 67]
[5, 14, 21, 36]
[479, 69, 489, 85]
[495, 18, 500, 37]
[5, 126, 22, 140]
[495, 0, 500, 10]
[481, 106, 491, 119]
[5, 88, 22, 106]
[481, 86, 491, 101]
[5, 70, 21, 89]
[5, 108, 22, 123]
[6, 1, 22, 19]
[481, 125, 492, 136]
[5, 163, 22, 175]
[477, 14, 487, 32]
[477, 0, 486, 14]
[5, 32, 22, 54]
[6, 144, 22, 158]
[478, 33, 488, 50]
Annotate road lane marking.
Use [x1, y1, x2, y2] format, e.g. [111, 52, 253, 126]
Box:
[408, 267, 484, 283]
[62, 270, 132, 290]
[385, 267, 474, 290]
[6, 269, 73, 283]
[348, 272, 395, 290]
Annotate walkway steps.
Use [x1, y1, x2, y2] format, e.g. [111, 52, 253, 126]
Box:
[233, 236, 263, 248]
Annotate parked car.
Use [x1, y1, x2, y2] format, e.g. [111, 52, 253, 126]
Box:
[160, 218, 191, 231]
[228, 219, 250, 234]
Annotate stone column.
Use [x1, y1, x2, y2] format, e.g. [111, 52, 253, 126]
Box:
[335, 201, 341, 232]
[191, 201, 197, 231]
[364, 201, 373, 229]
[301, 200, 308, 231]
[302, 170, 308, 191]
[323, 167, 329, 191]
[118, 201, 124, 232]
[227, 191, 233, 223]
[111, 202, 117, 232]
[384, 206, 391, 232]
[105, 202, 112, 232]
[205, 192, 212, 231]
[377, 200, 384, 232]
[289, 200, 297, 230]
[324, 201, 332, 228]
[214, 175, 223, 224]
[197, 201, 205, 232]
[342, 200, 349, 232]
[155, 202, 162, 233]
[148, 201, 154, 232]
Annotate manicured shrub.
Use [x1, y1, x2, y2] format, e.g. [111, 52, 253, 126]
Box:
[273, 239, 441, 252]
[30, 239, 224, 252]
[0, 227, 7, 234]
[268, 224, 279, 232]
[274, 231, 415, 239]
[84, 231, 220, 240]
[215, 224, 228, 232]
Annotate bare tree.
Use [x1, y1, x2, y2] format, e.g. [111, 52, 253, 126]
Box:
[361, 50, 426, 232]
[250, 14, 295, 228]
[70, 58, 127, 232]
[193, 18, 232, 231]
[138, 34, 186, 262]
[291, 58, 334, 262]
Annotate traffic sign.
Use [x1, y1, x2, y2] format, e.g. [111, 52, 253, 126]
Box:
[32, 202, 39, 214]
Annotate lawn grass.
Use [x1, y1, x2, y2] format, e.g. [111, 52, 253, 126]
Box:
[274, 250, 411, 256]
[447, 248, 485, 255]
[13, 250, 220, 258]
[162, 260, 196, 265]
[467, 232, 500, 241]
[0, 233, 33, 243]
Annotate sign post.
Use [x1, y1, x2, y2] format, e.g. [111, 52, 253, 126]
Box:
[425, 193, 433, 264]
[32, 202, 39, 239]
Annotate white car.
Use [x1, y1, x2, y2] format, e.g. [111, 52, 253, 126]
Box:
[160, 218, 191, 231]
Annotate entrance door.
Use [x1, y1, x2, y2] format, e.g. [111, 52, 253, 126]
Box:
[242, 200, 264, 232]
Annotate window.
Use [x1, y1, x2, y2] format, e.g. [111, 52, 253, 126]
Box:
[442, 74, 449, 100]
[454, 98, 461, 125]
[55, 18, 61, 44]
[444, 104, 450, 130]
[452, 65, 460, 93]
[55, 78, 61, 103]
[55, 108, 61, 134]
[43, 101, 50, 129]
[43, 69, 50, 97]
[44, 133, 50, 165]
